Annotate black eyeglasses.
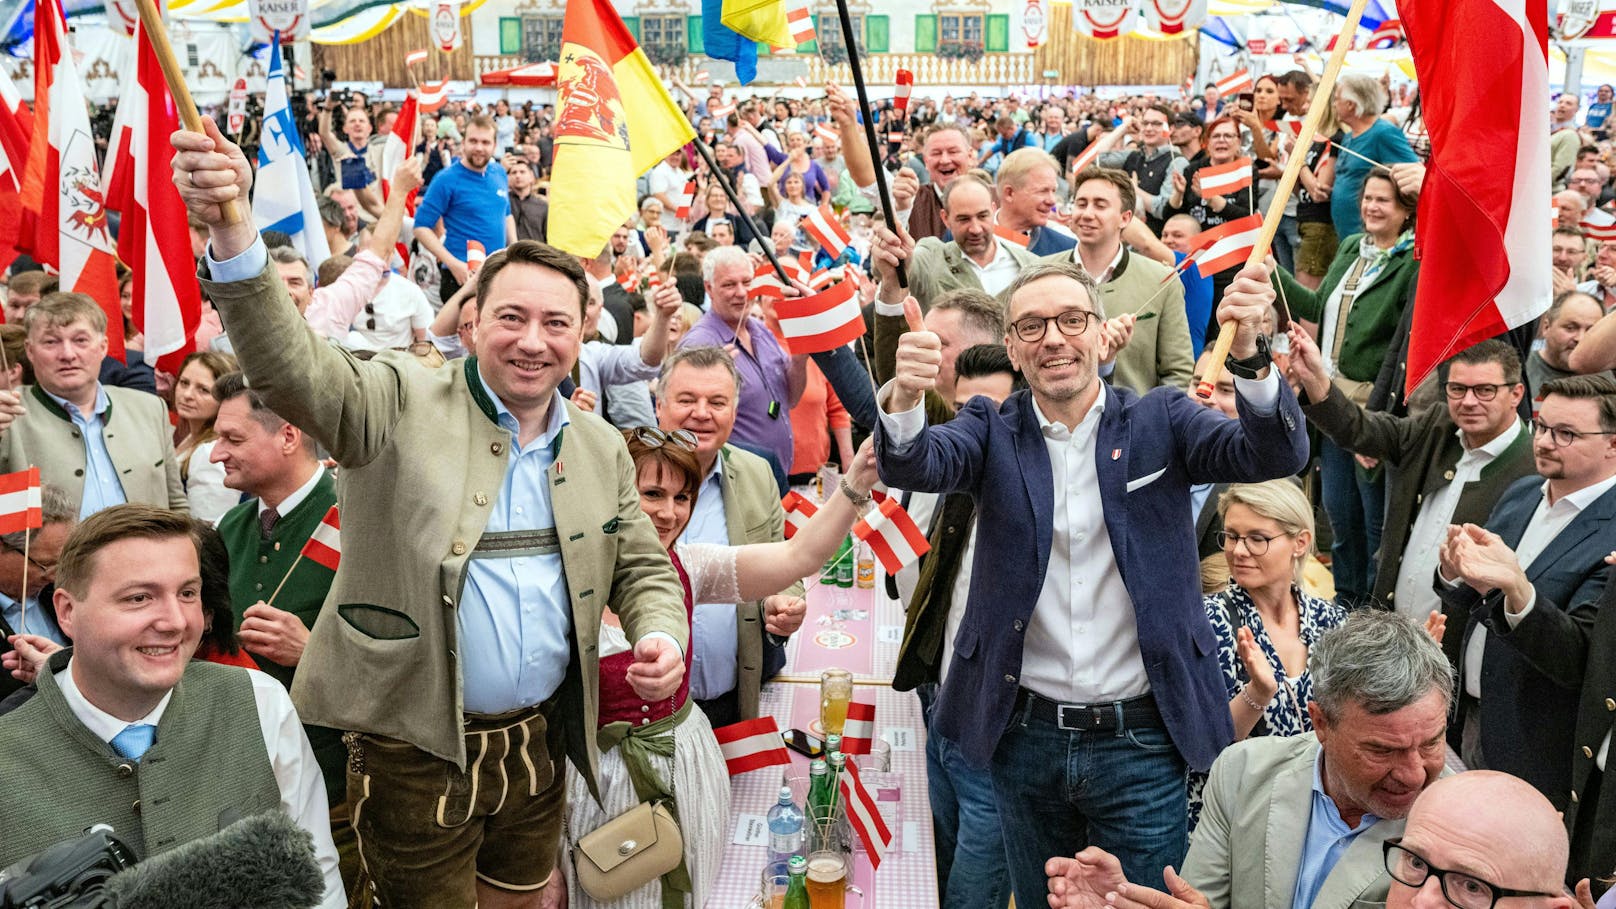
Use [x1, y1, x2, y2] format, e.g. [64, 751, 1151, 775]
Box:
[1532, 422, 1616, 447]
[1383, 840, 1562, 909]
[1215, 530, 1288, 556]
[630, 426, 697, 452]
[4, 544, 54, 577]
[1010, 309, 1098, 344]
[1444, 382, 1515, 401]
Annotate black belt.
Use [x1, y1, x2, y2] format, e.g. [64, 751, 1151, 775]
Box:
[1020, 689, 1164, 733]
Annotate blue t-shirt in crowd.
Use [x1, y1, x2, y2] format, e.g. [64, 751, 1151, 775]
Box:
[412, 159, 510, 262]
[1589, 101, 1612, 129]
[1330, 119, 1417, 239]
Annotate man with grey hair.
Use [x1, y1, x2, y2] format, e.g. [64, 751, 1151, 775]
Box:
[0, 484, 75, 686]
[1330, 73, 1418, 238]
[1045, 611, 1455, 909]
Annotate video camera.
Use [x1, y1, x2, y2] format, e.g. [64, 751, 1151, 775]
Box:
[0, 825, 138, 909]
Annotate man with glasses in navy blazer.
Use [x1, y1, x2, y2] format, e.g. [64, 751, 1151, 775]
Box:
[874, 259, 1309, 907]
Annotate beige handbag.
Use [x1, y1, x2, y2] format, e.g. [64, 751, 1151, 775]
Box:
[574, 801, 684, 901]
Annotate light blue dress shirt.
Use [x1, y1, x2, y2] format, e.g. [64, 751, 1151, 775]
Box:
[0, 590, 65, 645]
[456, 375, 576, 715]
[679, 454, 736, 701]
[44, 386, 126, 519]
[1292, 751, 1380, 909]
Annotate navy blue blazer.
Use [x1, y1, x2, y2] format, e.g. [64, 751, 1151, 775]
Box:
[1442, 474, 1616, 807]
[875, 379, 1309, 772]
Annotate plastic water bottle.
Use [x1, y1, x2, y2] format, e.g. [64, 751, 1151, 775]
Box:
[767, 785, 804, 864]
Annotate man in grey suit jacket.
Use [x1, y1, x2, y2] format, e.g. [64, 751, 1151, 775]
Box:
[874, 173, 1038, 311]
[1047, 612, 1454, 909]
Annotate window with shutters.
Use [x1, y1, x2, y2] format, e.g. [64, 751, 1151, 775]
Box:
[816, 13, 864, 55]
[640, 14, 687, 52]
[939, 13, 983, 44]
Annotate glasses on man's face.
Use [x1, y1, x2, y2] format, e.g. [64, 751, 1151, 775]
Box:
[631, 426, 697, 452]
[1010, 309, 1097, 344]
[4, 545, 54, 578]
[1383, 840, 1562, 909]
[1215, 530, 1287, 556]
[1532, 422, 1616, 448]
[1443, 382, 1511, 402]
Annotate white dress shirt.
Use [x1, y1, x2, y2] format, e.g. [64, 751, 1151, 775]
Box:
[940, 522, 979, 688]
[961, 239, 1023, 297]
[58, 660, 345, 909]
[1069, 241, 1126, 285]
[1394, 421, 1522, 624]
[258, 465, 325, 522]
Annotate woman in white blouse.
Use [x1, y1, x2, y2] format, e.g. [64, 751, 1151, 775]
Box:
[173, 351, 240, 524]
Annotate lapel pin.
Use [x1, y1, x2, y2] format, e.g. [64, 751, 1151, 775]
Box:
[556, 460, 565, 476]
[1111, 448, 1121, 460]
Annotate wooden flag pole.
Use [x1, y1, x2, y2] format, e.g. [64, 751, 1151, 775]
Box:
[832, 0, 906, 288]
[132, 0, 242, 225]
[1196, 0, 1370, 399]
[265, 552, 306, 608]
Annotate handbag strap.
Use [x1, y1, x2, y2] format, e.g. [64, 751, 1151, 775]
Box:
[596, 700, 694, 909]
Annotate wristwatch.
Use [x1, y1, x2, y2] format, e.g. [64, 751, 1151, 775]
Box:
[1224, 334, 1272, 380]
[839, 478, 871, 508]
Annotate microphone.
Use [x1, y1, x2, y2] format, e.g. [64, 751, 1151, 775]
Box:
[104, 811, 325, 909]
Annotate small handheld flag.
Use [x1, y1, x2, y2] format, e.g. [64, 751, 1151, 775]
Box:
[1214, 69, 1254, 96]
[893, 70, 914, 119]
[841, 698, 875, 755]
[301, 505, 342, 572]
[713, 716, 792, 775]
[0, 467, 42, 535]
[802, 203, 851, 259]
[838, 760, 893, 868]
[466, 239, 487, 273]
[1195, 158, 1253, 197]
[775, 278, 863, 353]
[787, 6, 816, 44]
[675, 178, 697, 220]
[853, 496, 930, 574]
[781, 490, 819, 538]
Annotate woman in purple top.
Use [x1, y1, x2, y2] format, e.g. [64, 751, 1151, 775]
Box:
[772, 131, 830, 203]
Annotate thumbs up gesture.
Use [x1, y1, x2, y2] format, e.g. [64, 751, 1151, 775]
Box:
[888, 296, 940, 414]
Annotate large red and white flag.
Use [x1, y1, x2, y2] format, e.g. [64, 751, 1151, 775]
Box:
[774, 278, 862, 353]
[21, 0, 122, 358]
[1583, 208, 1616, 242]
[781, 490, 818, 538]
[840, 698, 875, 755]
[713, 716, 792, 775]
[837, 760, 893, 868]
[675, 178, 697, 220]
[301, 506, 342, 571]
[802, 203, 851, 259]
[0, 468, 42, 535]
[1183, 213, 1263, 277]
[103, 9, 203, 375]
[1402, 0, 1549, 392]
[853, 496, 931, 574]
[1214, 69, 1254, 96]
[0, 68, 33, 274]
[1196, 158, 1254, 197]
[381, 92, 419, 202]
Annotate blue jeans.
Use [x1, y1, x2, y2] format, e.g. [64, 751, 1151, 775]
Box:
[918, 685, 1010, 909]
[989, 695, 1189, 909]
[1319, 436, 1386, 608]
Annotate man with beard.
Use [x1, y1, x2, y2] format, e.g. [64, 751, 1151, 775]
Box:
[876, 174, 1037, 310]
[412, 116, 518, 301]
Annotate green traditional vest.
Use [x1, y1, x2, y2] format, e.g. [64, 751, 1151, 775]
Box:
[0, 651, 281, 863]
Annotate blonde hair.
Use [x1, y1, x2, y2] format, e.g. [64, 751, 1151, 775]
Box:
[1217, 480, 1315, 582]
[996, 147, 1060, 191]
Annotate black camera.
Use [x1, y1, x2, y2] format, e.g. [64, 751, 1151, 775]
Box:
[0, 825, 139, 909]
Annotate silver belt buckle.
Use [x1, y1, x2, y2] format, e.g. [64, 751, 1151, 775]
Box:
[1056, 704, 1100, 731]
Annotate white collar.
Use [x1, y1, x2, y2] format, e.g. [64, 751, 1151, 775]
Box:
[1543, 471, 1616, 511]
[1031, 385, 1106, 436]
[58, 656, 173, 743]
[1458, 419, 1523, 458]
[260, 465, 325, 518]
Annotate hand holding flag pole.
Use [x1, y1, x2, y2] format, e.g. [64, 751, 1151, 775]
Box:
[132, 0, 241, 226]
[1195, 0, 1369, 400]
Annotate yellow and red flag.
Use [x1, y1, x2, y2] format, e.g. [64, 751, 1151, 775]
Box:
[548, 0, 693, 256]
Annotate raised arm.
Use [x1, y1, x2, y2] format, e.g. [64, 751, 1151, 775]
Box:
[728, 440, 877, 601]
[303, 155, 425, 339]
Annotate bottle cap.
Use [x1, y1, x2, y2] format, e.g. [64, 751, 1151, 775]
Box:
[809, 758, 827, 774]
[779, 785, 793, 802]
[789, 854, 807, 873]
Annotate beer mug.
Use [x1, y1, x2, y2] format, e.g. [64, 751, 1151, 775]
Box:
[804, 850, 865, 909]
[820, 669, 852, 737]
[748, 861, 792, 909]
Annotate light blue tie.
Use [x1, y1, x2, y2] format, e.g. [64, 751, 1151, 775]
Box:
[111, 724, 156, 761]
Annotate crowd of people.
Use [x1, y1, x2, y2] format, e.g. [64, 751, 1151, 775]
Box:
[0, 46, 1610, 909]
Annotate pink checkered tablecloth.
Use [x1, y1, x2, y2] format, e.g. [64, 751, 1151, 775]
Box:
[704, 683, 938, 908]
[779, 573, 906, 685]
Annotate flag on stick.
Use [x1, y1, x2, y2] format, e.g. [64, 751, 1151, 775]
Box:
[781, 490, 818, 538]
[893, 70, 914, 118]
[301, 506, 342, 571]
[380, 92, 419, 203]
[675, 178, 697, 220]
[0, 468, 42, 535]
[1195, 157, 1254, 197]
[1214, 69, 1254, 96]
[404, 48, 429, 67]
[840, 698, 874, 754]
[251, 39, 330, 271]
[774, 278, 862, 353]
[802, 203, 851, 258]
[1183, 213, 1264, 276]
[853, 496, 930, 573]
[786, 5, 815, 43]
[418, 79, 451, 113]
[837, 760, 893, 868]
[713, 716, 792, 775]
[466, 239, 487, 273]
[0, 68, 33, 272]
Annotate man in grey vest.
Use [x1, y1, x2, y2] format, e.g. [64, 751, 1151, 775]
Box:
[0, 505, 344, 907]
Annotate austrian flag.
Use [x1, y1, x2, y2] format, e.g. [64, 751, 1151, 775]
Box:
[803, 203, 851, 258]
[1214, 69, 1254, 96]
[781, 490, 819, 538]
[466, 239, 487, 273]
[675, 178, 697, 220]
[1182, 213, 1263, 277]
[838, 760, 893, 868]
[774, 278, 862, 354]
[840, 698, 875, 755]
[750, 261, 787, 300]
[1582, 208, 1616, 242]
[1196, 158, 1253, 197]
[853, 496, 930, 574]
[786, 6, 815, 44]
[301, 506, 341, 571]
[713, 716, 791, 775]
[0, 467, 42, 535]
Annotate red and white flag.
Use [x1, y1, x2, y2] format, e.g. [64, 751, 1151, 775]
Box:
[1183, 213, 1263, 277]
[0, 68, 34, 274]
[1367, 19, 1403, 48]
[694, 70, 710, 83]
[675, 178, 697, 220]
[794, 75, 808, 89]
[750, 261, 788, 300]
[1069, 123, 1128, 175]
[466, 239, 487, 273]
[853, 496, 930, 574]
[1196, 157, 1253, 197]
[775, 278, 862, 353]
[418, 79, 451, 113]
[840, 698, 875, 754]
[803, 203, 851, 259]
[808, 266, 842, 291]
[1214, 69, 1254, 96]
[814, 123, 839, 145]
[1402, 0, 1549, 392]
[381, 93, 419, 202]
[713, 716, 792, 775]
[1583, 208, 1616, 242]
[0, 468, 42, 535]
[893, 70, 914, 118]
[787, 6, 815, 44]
[781, 490, 818, 538]
[21, 0, 122, 359]
[404, 48, 430, 68]
[837, 760, 893, 868]
[710, 101, 737, 120]
[102, 8, 204, 375]
[301, 505, 342, 571]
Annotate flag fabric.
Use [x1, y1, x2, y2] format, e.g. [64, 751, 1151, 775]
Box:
[750, 260, 788, 300]
[781, 490, 818, 538]
[1183, 213, 1263, 277]
[675, 178, 697, 220]
[1214, 69, 1254, 96]
[775, 278, 862, 353]
[837, 760, 893, 868]
[404, 48, 429, 67]
[703, 0, 760, 84]
[1141, 0, 1208, 34]
[1367, 19, 1403, 47]
[418, 79, 451, 113]
[713, 716, 792, 775]
[808, 266, 843, 292]
[550, 0, 696, 257]
[787, 6, 815, 44]
[1196, 157, 1253, 197]
[301, 505, 342, 571]
[1071, 0, 1139, 38]
[22, 0, 123, 359]
[693, 70, 711, 83]
[1401, 0, 1548, 392]
[840, 698, 875, 754]
[252, 39, 331, 271]
[101, 6, 203, 376]
[722, 0, 795, 47]
[1070, 123, 1128, 174]
[802, 203, 851, 258]
[814, 123, 839, 144]
[380, 92, 419, 202]
[0, 68, 33, 273]
[893, 70, 914, 118]
[0, 468, 42, 535]
[1583, 208, 1616, 242]
[466, 239, 487, 273]
[994, 223, 1030, 247]
[853, 496, 931, 574]
[794, 75, 808, 88]
[710, 101, 737, 120]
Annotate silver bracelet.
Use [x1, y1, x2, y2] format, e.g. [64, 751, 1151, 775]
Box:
[1238, 685, 1270, 713]
[839, 478, 871, 508]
